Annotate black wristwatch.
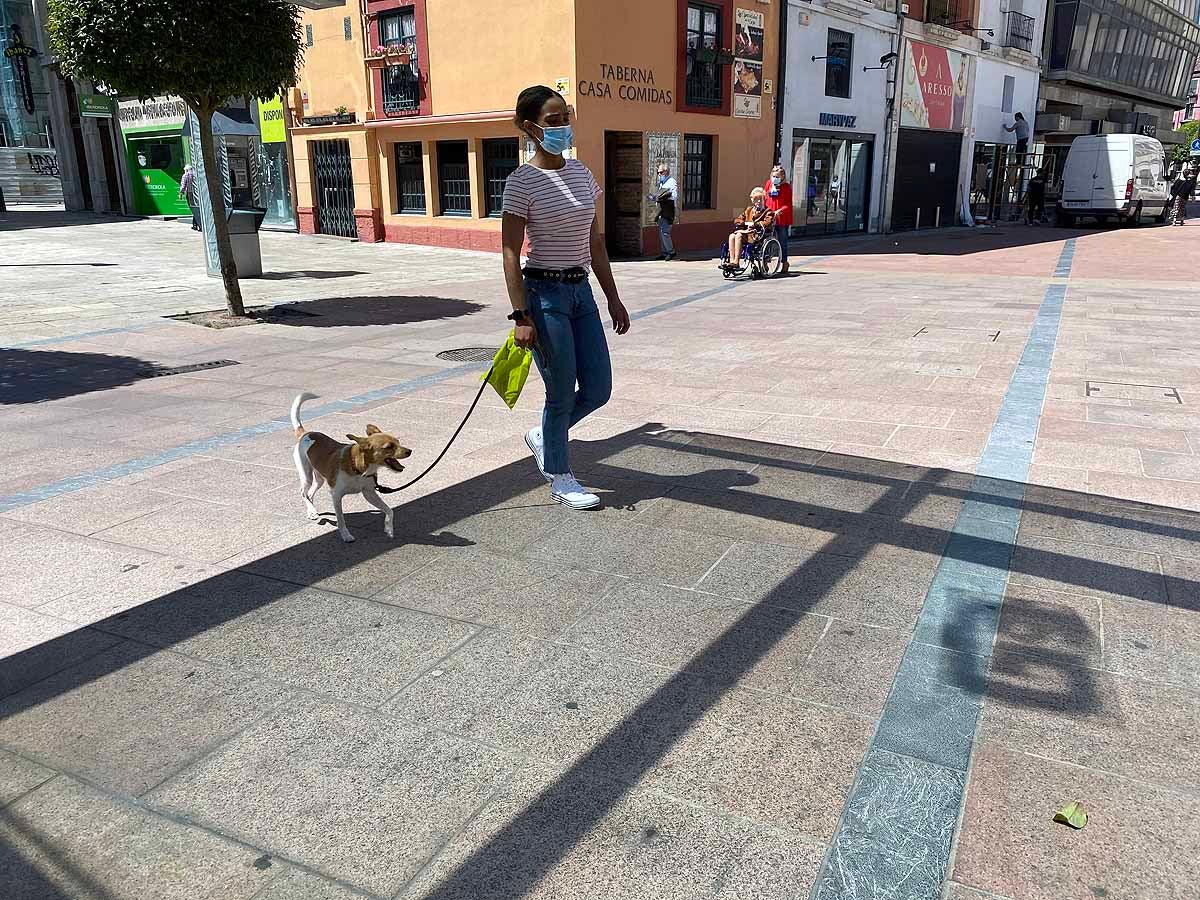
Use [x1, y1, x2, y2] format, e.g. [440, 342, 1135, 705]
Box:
[507, 309, 530, 323]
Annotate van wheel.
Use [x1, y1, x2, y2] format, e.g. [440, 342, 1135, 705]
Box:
[1124, 203, 1143, 227]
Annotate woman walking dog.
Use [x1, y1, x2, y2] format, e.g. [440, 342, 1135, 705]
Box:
[501, 85, 631, 510]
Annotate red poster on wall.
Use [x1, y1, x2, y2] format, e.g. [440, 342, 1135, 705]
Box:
[901, 39, 968, 131]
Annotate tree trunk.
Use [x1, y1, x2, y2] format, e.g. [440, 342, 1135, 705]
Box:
[196, 106, 244, 317]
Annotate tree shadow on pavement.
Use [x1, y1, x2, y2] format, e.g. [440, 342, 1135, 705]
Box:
[0, 350, 172, 404]
[263, 295, 485, 327]
[1, 425, 1196, 896]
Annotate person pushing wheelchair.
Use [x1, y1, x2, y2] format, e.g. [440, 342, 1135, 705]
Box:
[722, 187, 775, 275]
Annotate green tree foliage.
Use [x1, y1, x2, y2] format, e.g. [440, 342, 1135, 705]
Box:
[47, 0, 304, 316]
[1173, 120, 1199, 165]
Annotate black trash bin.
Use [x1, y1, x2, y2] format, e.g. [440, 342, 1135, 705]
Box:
[225, 206, 266, 277]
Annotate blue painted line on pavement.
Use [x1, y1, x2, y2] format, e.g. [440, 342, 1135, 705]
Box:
[0, 279, 751, 512]
[4, 323, 158, 350]
[813, 239, 1076, 899]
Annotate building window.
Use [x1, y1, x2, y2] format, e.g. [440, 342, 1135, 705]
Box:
[482, 138, 519, 217]
[825, 29, 853, 99]
[685, 3, 723, 108]
[305, 23, 313, 47]
[683, 134, 714, 209]
[344, 16, 352, 41]
[437, 141, 471, 216]
[395, 142, 425, 214]
[380, 8, 420, 115]
[1002, 75, 1015, 112]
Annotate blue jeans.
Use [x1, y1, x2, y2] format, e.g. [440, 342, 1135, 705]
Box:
[775, 224, 789, 265]
[526, 277, 613, 475]
[657, 215, 675, 255]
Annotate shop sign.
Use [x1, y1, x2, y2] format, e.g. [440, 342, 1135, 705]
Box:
[900, 40, 968, 131]
[118, 96, 187, 130]
[733, 9, 765, 119]
[257, 96, 287, 143]
[819, 113, 857, 128]
[4, 25, 37, 115]
[578, 64, 672, 105]
[79, 94, 113, 118]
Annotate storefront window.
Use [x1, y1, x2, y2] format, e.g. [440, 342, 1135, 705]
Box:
[483, 138, 518, 218]
[791, 135, 871, 236]
[436, 140, 470, 216]
[258, 142, 295, 229]
[395, 142, 425, 214]
[683, 134, 714, 209]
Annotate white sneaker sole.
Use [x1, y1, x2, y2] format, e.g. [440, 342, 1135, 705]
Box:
[552, 492, 601, 510]
[525, 431, 553, 483]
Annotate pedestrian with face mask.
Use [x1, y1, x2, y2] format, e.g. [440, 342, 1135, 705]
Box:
[724, 187, 775, 273]
[763, 165, 793, 273]
[501, 85, 631, 511]
[648, 163, 678, 260]
[178, 164, 200, 231]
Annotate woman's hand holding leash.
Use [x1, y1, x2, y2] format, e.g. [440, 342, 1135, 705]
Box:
[514, 322, 537, 349]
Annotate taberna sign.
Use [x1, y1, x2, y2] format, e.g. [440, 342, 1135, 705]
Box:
[819, 113, 857, 128]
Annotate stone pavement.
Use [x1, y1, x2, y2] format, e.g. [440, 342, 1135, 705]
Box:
[1, 207, 1199, 900]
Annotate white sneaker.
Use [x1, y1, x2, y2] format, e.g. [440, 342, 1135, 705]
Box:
[551, 474, 600, 510]
[525, 427, 552, 482]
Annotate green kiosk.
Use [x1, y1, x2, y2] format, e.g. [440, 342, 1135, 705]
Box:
[117, 96, 191, 217]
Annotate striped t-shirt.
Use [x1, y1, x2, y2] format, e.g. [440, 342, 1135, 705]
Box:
[502, 159, 601, 269]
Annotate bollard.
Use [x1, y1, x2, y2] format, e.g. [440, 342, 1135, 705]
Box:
[935, 207, 941, 229]
[0, 184, 6, 220]
[915, 207, 921, 231]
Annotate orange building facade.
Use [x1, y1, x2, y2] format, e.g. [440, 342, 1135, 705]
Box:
[291, 0, 781, 256]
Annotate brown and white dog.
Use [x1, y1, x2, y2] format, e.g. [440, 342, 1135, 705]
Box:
[291, 392, 412, 543]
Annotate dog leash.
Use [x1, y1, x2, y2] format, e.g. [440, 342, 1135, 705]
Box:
[374, 364, 496, 495]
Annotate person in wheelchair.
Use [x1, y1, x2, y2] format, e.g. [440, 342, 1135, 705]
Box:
[722, 187, 775, 274]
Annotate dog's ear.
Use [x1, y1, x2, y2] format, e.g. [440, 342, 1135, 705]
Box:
[365, 424, 381, 435]
[346, 434, 369, 445]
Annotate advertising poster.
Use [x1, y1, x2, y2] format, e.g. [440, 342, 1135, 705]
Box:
[735, 8, 764, 62]
[900, 40, 969, 131]
[733, 8, 764, 119]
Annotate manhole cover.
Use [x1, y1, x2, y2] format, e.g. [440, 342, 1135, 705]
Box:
[137, 359, 240, 378]
[436, 348, 498, 363]
[1085, 381, 1182, 404]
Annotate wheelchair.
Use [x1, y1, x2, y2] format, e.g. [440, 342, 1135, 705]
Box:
[718, 228, 784, 280]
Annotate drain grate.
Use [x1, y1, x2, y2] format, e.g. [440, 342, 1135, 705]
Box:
[137, 359, 241, 379]
[1085, 381, 1182, 404]
[436, 347, 498, 363]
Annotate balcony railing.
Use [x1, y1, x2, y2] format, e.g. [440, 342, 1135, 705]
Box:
[1003, 10, 1036, 52]
[924, 0, 963, 27]
[382, 66, 421, 116]
[685, 51, 723, 108]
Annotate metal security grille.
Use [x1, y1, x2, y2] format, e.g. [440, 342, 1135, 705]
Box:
[311, 139, 356, 238]
[436, 348, 497, 362]
[395, 142, 426, 213]
[683, 134, 713, 210]
[137, 360, 240, 379]
[483, 138, 519, 217]
[437, 141, 471, 217]
[383, 68, 421, 115]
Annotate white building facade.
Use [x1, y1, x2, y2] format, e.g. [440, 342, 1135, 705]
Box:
[779, 0, 1046, 233]
[781, 0, 898, 235]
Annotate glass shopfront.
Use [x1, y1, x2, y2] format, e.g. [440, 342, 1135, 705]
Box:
[790, 131, 873, 236]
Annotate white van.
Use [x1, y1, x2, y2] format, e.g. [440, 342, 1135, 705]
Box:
[1057, 134, 1171, 226]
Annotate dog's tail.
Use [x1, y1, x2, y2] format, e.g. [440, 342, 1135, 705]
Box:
[291, 392, 319, 439]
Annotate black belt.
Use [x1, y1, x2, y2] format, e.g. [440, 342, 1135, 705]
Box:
[523, 266, 588, 284]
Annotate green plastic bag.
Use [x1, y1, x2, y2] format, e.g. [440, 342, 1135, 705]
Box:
[483, 331, 533, 409]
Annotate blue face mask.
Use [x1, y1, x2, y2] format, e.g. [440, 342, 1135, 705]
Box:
[536, 124, 573, 156]
[658, 175, 668, 185]
[771, 176, 782, 187]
